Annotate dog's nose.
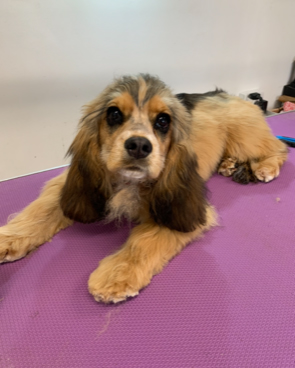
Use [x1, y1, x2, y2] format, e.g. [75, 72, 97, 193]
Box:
[124, 136, 153, 159]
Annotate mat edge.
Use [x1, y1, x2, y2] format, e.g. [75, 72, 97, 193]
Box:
[0, 164, 69, 183]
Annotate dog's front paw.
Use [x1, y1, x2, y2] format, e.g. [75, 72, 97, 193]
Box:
[0, 231, 32, 263]
[88, 253, 151, 303]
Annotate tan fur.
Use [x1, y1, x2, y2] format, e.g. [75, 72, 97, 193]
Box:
[0, 75, 288, 303]
[0, 170, 73, 262]
[191, 95, 287, 181]
[88, 205, 217, 303]
[111, 91, 135, 117]
[137, 76, 149, 106]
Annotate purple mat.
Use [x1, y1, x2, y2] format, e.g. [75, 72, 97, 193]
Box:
[1, 112, 295, 368]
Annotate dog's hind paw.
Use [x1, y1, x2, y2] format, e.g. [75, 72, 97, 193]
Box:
[253, 166, 279, 183]
[218, 157, 238, 177]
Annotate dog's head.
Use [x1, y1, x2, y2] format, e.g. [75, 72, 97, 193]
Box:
[60, 74, 207, 232]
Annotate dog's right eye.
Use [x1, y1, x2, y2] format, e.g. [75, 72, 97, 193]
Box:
[106, 106, 124, 126]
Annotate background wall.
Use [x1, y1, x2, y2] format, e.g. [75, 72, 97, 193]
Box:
[1, 0, 295, 181]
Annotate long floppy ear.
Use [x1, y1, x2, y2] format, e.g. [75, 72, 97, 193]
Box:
[150, 144, 207, 233]
[60, 122, 109, 223]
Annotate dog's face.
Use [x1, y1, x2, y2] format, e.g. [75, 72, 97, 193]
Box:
[100, 91, 172, 181]
[85, 74, 190, 182]
[60, 74, 207, 232]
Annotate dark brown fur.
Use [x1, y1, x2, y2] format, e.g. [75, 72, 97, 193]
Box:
[60, 126, 110, 223]
[232, 162, 258, 184]
[150, 144, 207, 232]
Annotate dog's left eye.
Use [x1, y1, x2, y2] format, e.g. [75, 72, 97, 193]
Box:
[154, 113, 170, 133]
[106, 106, 124, 126]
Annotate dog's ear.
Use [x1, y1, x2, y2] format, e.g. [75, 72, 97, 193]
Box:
[60, 123, 109, 223]
[150, 144, 207, 232]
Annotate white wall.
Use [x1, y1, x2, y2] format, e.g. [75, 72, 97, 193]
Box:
[1, 0, 294, 181]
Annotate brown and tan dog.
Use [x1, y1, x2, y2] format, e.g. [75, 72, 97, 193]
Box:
[0, 74, 288, 303]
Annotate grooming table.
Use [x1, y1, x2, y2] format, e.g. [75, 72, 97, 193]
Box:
[1, 112, 295, 368]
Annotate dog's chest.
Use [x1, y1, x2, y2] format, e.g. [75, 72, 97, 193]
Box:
[106, 183, 142, 222]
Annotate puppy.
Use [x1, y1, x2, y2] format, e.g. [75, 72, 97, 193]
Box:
[0, 74, 288, 303]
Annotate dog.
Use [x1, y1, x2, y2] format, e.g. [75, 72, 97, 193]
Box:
[0, 74, 288, 303]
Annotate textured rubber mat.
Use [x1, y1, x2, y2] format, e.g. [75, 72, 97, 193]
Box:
[0, 113, 295, 368]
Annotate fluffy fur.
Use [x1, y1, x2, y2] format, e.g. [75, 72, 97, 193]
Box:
[0, 74, 288, 303]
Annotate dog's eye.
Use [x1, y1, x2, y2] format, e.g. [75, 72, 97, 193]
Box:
[154, 113, 170, 133]
[106, 106, 123, 126]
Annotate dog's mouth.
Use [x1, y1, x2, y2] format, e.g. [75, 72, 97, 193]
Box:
[120, 166, 147, 180]
[126, 165, 142, 171]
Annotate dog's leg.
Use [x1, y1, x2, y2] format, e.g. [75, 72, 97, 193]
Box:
[219, 146, 287, 184]
[88, 205, 217, 303]
[0, 170, 73, 263]
[221, 110, 288, 183]
[228, 140, 288, 184]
